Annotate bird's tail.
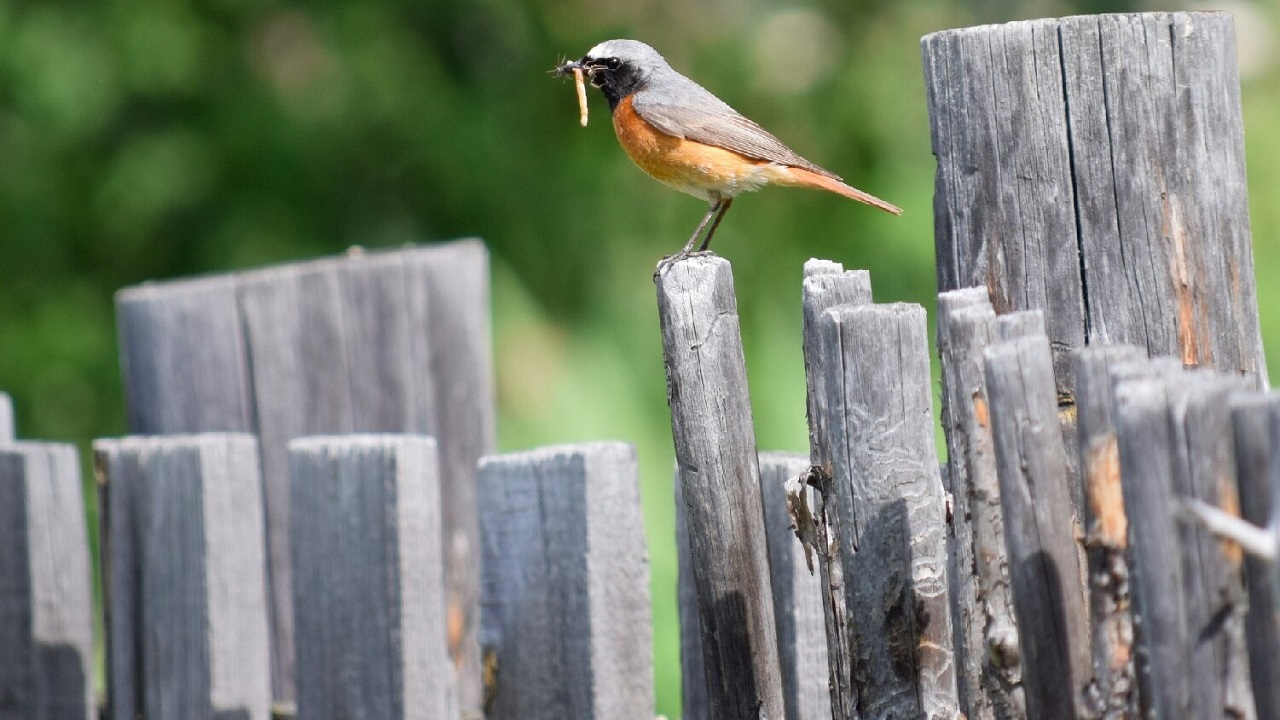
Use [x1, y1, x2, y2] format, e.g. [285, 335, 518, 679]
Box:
[774, 166, 903, 215]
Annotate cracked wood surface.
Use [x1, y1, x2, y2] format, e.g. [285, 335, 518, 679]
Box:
[924, 12, 1268, 394]
[982, 329, 1090, 720]
[805, 264, 958, 719]
[657, 255, 784, 720]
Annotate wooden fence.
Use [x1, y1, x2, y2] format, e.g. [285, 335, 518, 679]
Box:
[1, 9, 1277, 720]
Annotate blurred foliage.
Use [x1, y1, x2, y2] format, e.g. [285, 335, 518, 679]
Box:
[0, 0, 1277, 715]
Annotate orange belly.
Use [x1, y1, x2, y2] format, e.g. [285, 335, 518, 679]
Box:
[612, 95, 778, 202]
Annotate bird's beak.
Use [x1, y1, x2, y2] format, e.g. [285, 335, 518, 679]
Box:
[554, 59, 584, 77]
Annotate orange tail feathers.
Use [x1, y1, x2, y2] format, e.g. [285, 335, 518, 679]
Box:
[777, 166, 902, 215]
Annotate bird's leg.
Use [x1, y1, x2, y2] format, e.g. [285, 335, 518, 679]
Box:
[655, 199, 729, 279]
[679, 200, 725, 255]
[696, 198, 733, 252]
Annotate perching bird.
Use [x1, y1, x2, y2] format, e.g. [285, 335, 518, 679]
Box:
[555, 39, 901, 259]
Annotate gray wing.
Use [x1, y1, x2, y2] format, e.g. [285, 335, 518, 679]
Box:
[632, 74, 840, 180]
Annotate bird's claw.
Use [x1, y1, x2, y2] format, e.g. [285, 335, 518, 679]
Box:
[653, 250, 718, 281]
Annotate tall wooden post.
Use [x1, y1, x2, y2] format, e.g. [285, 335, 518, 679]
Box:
[656, 256, 784, 720]
[924, 12, 1267, 391]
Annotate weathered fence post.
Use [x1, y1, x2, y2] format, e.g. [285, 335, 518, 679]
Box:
[800, 259, 871, 718]
[114, 240, 496, 709]
[0, 441, 93, 720]
[1072, 345, 1146, 717]
[923, 12, 1267, 391]
[476, 443, 652, 720]
[759, 452, 831, 720]
[679, 451, 830, 720]
[936, 288, 1024, 720]
[675, 473, 709, 720]
[983, 324, 1090, 720]
[808, 289, 958, 718]
[96, 434, 271, 720]
[1231, 395, 1280, 720]
[288, 435, 456, 720]
[0, 392, 13, 439]
[656, 256, 784, 719]
[1112, 369, 1256, 719]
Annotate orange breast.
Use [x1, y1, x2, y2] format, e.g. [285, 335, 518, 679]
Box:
[612, 95, 778, 202]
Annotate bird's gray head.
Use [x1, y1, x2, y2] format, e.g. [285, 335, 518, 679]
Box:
[560, 39, 673, 109]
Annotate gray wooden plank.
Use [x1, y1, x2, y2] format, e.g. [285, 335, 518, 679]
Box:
[818, 302, 958, 719]
[802, 259, 872, 474]
[1231, 395, 1280, 720]
[1170, 374, 1256, 719]
[655, 256, 784, 720]
[0, 442, 94, 720]
[1068, 13, 1266, 382]
[759, 451, 832, 720]
[1113, 371, 1257, 719]
[338, 252, 418, 432]
[937, 289, 1025, 720]
[238, 258, 351, 702]
[289, 435, 456, 720]
[477, 443, 651, 720]
[675, 469, 708, 720]
[95, 434, 271, 720]
[98, 438, 144, 720]
[983, 333, 1089, 720]
[800, 259, 872, 719]
[402, 240, 496, 713]
[923, 19, 1085, 393]
[114, 240, 495, 708]
[1072, 345, 1147, 718]
[0, 393, 12, 440]
[115, 276, 254, 433]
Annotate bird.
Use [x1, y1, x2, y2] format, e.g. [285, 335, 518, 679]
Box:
[555, 39, 901, 261]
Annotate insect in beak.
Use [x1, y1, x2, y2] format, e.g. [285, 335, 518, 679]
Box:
[553, 58, 590, 127]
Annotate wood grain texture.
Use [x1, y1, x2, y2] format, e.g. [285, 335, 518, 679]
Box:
[675, 471, 709, 720]
[800, 259, 872, 719]
[289, 435, 456, 720]
[95, 434, 271, 720]
[1112, 372, 1256, 719]
[477, 443, 651, 720]
[924, 12, 1268, 393]
[680, 450, 840, 720]
[0, 442, 93, 720]
[758, 451, 832, 720]
[0, 393, 12, 440]
[983, 333, 1089, 720]
[1166, 375, 1255, 719]
[817, 302, 958, 719]
[115, 275, 254, 434]
[656, 256, 784, 720]
[114, 240, 495, 708]
[936, 289, 1024, 720]
[1230, 395, 1280, 720]
[1072, 346, 1146, 719]
[403, 241, 496, 713]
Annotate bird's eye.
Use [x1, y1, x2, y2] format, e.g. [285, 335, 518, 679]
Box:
[605, 57, 622, 70]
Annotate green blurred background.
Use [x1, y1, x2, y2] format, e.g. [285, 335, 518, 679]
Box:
[1, 0, 1276, 715]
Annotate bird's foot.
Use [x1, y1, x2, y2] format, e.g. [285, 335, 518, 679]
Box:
[653, 250, 718, 281]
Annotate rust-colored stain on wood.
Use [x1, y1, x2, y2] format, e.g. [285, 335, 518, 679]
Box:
[1104, 614, 1132, 671]
[448, 601, 465, 664]
[1164, 193, 1213, 367]
[1215, 473, 1245, 566]
[1086, 435, 1127, 547]
[973, 390, 989, 429]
